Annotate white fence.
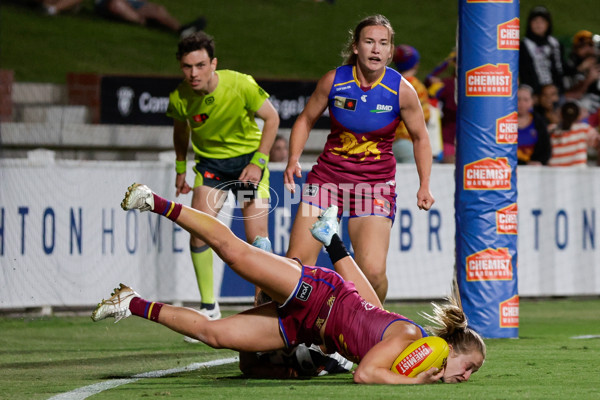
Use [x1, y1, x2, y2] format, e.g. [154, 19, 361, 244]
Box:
[1, 159, 599, 309]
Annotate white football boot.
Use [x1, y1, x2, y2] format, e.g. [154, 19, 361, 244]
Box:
[252, 236, 273, 252]
[310, 205, 339, 246]
[91, 283, 139, 323]
[121, 183, 154, 212]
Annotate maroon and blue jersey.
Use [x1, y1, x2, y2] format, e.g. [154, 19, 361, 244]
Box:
[277, 265, 427, 363]
[309, 65, 402, 185]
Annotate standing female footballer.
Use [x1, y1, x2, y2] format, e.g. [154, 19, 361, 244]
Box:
[283, 15, 434, 303]
[92, 183, 485, 385]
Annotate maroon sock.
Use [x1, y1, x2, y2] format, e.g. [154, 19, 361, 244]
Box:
[152, 193, 182, 221]
[129, 297, 164, 322]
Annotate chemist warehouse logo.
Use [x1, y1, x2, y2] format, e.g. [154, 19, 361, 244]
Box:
[464, 157, 511, 190]
[499, 295, 519, 328]
[496, 203, 518, 235]
[496, 112, 518, 144]
[498, 18, 520, 50]
[466, 64, 512, 97]
[466, 248, 513, 281]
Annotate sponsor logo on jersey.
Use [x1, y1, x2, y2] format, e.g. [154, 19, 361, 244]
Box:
[334, 96, 357, 111]
[335, 85, 352, 92]
[303, 184, 319, 197]
[370, 104, 393, 113]
[205, 96, 215, 105]
[361, 95, 368, 102]
[499, 295, 519, 328]
[374, 198, 391, 214]
[193, 113, 209, 123]
[466, 248, 513, 281]
[296, 281, 313, 301]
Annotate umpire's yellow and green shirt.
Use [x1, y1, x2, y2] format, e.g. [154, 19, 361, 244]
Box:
[166, 70, 270, 159]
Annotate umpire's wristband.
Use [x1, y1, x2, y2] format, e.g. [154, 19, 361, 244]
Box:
[250, 151, 269, 170]
[175, 160, 187, 174]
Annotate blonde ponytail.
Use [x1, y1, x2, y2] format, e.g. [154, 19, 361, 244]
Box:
[421, 296, 487, 359]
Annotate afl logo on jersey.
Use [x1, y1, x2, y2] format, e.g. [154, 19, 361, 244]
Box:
[334, 96, 357, 111]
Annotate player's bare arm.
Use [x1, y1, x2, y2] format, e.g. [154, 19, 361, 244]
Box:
[173, 119, 192, 196]
[284, 70, 335, 192]
[238, 99, 280, 185]
[398, 78, 434, 211]
[354, 322, 442, 384]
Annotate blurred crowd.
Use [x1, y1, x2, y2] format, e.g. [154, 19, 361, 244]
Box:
[393, 5, 600, 167]
[34, 0, 206, 38]
[28, 3, 600, 166]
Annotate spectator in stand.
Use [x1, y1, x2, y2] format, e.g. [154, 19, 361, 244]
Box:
[548, 101, 600, 167]
[563, 30, 600, 126]
[94, 0, 206, 38]
[426, 50, 457, 164]
[269, 134, 289, 163]
[519, 6, 565, 95]
[392, 44, 430, 164]
[517, 85, 552, 165]
[534, 83, 561, 126]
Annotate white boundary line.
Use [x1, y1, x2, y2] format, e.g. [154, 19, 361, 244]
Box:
[570, 335, 600, 339]
[47, 356, 239, 400]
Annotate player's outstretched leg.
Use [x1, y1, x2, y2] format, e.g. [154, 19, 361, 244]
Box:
[120, 183, 301, 305]
[92, 283, 286, 352]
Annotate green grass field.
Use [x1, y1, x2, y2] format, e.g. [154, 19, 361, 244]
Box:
[1, 298, 599, 399]
[2, 0, 600, 84]
[2, 2, 600, 399]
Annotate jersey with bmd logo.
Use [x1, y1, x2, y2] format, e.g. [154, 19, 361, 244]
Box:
[314, 65, 402, 184]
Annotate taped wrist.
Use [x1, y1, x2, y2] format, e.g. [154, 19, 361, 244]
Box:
[325, 233, 350, 264]
[250, 151, 269, 170]
[175, 160, 186, 174]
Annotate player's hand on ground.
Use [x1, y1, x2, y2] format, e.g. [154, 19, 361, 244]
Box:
[175, 173, 192, 197]
[284, 160, 302, 193]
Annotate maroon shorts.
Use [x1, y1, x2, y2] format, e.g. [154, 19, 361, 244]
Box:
[302, 172, 397, 222]
[277, 265, 345, 348]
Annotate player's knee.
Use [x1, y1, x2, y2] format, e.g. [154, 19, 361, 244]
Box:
[363, 267, 387, 290]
